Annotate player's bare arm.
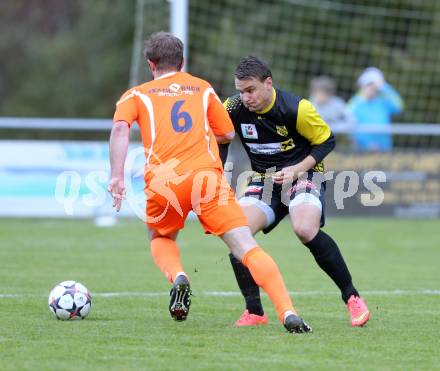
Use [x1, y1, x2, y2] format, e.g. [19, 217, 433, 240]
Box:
[108, 120, 130, 211]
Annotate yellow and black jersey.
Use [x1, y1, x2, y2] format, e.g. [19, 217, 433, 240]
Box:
[223, 88, 335, 173]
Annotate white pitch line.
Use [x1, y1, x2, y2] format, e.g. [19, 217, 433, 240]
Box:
[0, 289, 439, 299]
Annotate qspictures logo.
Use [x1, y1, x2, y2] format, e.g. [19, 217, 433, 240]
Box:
[54, 146, 387, 220]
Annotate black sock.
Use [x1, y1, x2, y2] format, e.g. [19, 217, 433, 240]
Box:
[229, 253, 264, 315]
[304, 230, 359, 303]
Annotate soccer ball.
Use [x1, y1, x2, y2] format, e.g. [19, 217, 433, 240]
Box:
[48, 281, 92, 320]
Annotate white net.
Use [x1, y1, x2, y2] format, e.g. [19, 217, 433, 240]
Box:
[128, 0, 437, 124]
[130, 1, 440, 217]
[187, 0, 440, 124]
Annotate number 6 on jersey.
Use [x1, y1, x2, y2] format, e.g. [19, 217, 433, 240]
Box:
[171, 100, 192, 132]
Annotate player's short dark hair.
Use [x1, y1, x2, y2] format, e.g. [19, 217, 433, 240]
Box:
[144, 31, 184, 71]
[235, 56, 272, 82]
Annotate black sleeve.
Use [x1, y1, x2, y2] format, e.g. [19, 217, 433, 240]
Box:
[218, 143, 230, 166]
[309, 133, 335, 163]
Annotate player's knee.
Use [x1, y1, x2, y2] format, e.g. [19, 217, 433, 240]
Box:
[293, 221, 318, 243]
[148, 228, 178, 242]
[221, 226, 257, 261]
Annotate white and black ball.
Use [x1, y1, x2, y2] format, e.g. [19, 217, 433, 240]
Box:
[48, 281, 92, 320]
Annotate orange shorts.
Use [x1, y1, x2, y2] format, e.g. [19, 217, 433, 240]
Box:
[145, 168, 248, 236]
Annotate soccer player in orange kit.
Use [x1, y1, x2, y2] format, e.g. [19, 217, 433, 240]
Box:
[108, 32, 311, 333]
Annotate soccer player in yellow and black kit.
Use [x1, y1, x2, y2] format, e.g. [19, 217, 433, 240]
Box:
[222, 56, 370, 327]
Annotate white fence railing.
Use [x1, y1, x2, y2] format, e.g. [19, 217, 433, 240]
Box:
[1, 117, 440, 135]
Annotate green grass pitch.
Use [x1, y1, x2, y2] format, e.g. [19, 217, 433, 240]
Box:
[0, 218, 439, 370]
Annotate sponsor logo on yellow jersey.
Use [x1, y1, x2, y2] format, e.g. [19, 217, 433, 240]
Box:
[276, 125, 289, 137]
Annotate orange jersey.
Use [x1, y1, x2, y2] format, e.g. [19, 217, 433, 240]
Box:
[113, 71, 233, 179]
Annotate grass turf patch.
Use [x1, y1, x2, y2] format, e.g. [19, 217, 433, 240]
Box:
[0, 218, 439, 370]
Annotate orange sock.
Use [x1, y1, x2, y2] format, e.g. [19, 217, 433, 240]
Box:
[241, 246, 296, 323]
[150, 237, 185, 283]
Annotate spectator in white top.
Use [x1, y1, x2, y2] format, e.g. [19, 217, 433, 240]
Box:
[309, 76, 354, 131]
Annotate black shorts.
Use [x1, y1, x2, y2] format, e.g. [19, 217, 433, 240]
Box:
[240, 170, 326, 234]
